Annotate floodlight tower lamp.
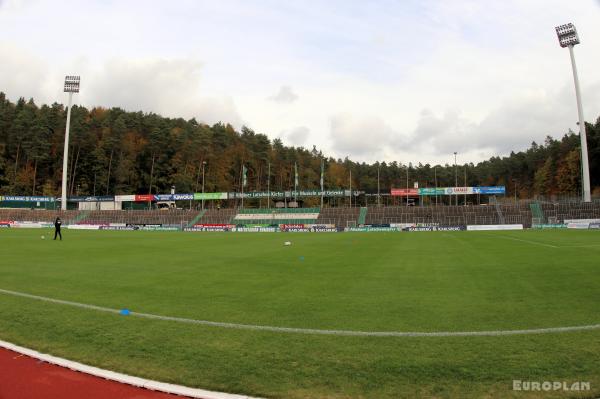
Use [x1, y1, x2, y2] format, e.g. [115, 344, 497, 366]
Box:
[61, 75, 80, 210]
[555, 23, 591, 202]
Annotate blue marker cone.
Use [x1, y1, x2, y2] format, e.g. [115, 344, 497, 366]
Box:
[120, 309, 130, 316]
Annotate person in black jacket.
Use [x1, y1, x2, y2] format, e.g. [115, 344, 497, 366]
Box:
[54, 217, 62, 240]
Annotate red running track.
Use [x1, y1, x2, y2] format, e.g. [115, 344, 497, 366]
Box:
[0, 348, 187, 399]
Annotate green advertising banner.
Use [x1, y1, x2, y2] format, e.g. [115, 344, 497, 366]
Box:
[193, 192, 227, 200]
[418, 188, 445, 196]
[228, 190, 352, 199]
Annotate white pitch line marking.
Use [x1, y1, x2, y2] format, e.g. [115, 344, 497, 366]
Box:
[496, 235, 559, 248]
[1, 288, 599, 337]
[559, 244, 600, 248]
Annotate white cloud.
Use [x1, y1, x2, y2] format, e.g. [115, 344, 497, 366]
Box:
[387, 81, 600, 163]
[84, 58, 243, 126]
[329, 114, 397, 159]
[279, 126, 310, 147]
[0, 44, 243, 126]
[268, 86, 299, 104]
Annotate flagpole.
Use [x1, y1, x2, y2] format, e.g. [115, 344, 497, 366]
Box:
[320, 158, 324, 208]
[267, 161, 270, 209]
[241, 163, 244, 209]
[294, 162, 298, 204]
[349, 169, 352, 208]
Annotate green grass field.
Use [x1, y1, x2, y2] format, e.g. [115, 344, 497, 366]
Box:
[1, 228, 600, 398]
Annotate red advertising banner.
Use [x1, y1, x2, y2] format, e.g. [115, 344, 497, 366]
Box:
[281, 224, 305, 230]
[135, 194, 155, 202]
[390, 188, 419, 197]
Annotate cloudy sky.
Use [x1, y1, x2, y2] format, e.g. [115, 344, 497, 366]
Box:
[1, 0, 599, 165]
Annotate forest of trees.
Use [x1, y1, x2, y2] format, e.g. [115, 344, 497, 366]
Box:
[1, 92, 599, 205]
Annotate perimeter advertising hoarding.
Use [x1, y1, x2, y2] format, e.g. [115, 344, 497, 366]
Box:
[151, 194, 196, 201]
[68, 195, 115, 202]
[185, 226, 231, 231]
[415, 187, 506, 196]
[138, 226, 180, 231]
[437, 226, 467, 231]
[0, 196, 56, 202]
[466, 224, 523, 231]
[473, 186, 506, 194]
[154, 194, 174, 201]
[390, 188, 419, 197]
[228, 190, 351, 199]
[10, 222, 52, 228]
[233, 227, 278, 232]
[114, 195, 136, 202]
[444, 187, 474, 195]
[281, 224, 309, 232]
[172, 193, 194, 200]
[99, 226, 137, 231]
[346, 226, 400, 232]
[135, 194, 155, 202]
[69, 224, 104, 230]
[193, 192, 227, 200]
[418, 188, 445, 196]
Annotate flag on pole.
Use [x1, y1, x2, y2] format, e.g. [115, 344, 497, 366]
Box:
[242, 165, 248, 187]
[294, 162, 298, 188]
[320, 160, 324, 191]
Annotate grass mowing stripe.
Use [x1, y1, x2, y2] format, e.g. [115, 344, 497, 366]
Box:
[3, 287, 600, 337]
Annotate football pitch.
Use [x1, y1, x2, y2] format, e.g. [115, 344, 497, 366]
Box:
[1, 228, 600, 398]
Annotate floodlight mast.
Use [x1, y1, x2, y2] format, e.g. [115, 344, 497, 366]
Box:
[555, 23, 591, 202]
[61, 76, 80, 210]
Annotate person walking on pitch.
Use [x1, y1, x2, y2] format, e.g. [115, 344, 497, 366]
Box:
[54, 217, 62, 240]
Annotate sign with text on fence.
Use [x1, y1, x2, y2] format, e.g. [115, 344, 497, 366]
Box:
[473, 186, 506, 194]
[68, 195, 115, 202]
[0, 196, 56, 202]
[390, 188, 419, 197]
[418, 188, 445, 196]
[228, 190, 354, 199]
[193, 192, 227, 200]
[445, 187, 474, 195]
[394, 186, 507, 196]
[114, 195, 136, 202]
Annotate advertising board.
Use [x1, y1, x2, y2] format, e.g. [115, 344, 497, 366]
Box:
[99, 226, 136, 231]
[567, 222, 591, 229]
[437, 226, 466, 231]
[233, 227, 278, 232]
[114, 195, 136, 202]
[473, 186, 506, 194]
[466, 224, 523, 231]
[445, 187, 474, 195]
[68, 195, 115, 202]
[390, 188, 419, 197]
[10, 222, 51, 229]
[346, 227, 400, 232]
[188, 224, 233, 231]
[68, 224, 104, 230]
[193, 192, 227, 200]
[135, 194, 155, 202]
[418, 188, 445, 196]
[0, 196, 55, 202]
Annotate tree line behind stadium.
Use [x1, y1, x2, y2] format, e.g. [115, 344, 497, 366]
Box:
[1, 92, 599, 206]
